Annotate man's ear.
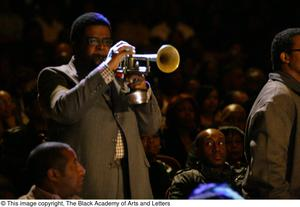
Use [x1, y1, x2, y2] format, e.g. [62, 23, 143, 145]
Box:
[47, 168, 61, 182]
[280, 51, 290, 64]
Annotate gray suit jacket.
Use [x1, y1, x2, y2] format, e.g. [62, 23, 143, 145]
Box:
[245, 71, 300, 198]
[37, 58, 162, 198]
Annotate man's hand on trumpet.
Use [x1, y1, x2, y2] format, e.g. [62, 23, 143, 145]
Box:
[103, 40, 135, 71]
[125, 73, 148, 90]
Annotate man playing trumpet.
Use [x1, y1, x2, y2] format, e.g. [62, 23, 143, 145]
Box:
[37, 12, 162, 199]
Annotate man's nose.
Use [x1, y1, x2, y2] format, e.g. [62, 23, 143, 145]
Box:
[78, 163, 86, 176]
[213, 143, 222, 152]
[96, 42, 107, 50]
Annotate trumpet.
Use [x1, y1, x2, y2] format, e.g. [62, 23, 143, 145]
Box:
[119, 44, 180, 105]
[118, 44, 180, 74]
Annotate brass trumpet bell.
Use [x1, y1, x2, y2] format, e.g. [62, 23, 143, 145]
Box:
[156, 44, 180, 73]
[122, 44, 180, 74]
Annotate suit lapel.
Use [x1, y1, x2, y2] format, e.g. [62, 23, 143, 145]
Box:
[108, 80, 130, 113]
[102, 83, 113, 109]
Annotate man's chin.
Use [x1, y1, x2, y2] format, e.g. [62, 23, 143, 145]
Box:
[94, 56, 105, 66]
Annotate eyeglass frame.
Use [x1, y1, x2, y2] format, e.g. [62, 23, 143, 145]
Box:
[85, 37, 113, 47]
[287, 48, 300, 53]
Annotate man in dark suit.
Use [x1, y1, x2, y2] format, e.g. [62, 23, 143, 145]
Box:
[37, 12, 162, 198]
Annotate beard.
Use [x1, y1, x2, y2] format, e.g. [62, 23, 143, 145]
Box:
[92, 54, 106, 66]
[75, 54, 106, 78]
[86, 54, 106, 69]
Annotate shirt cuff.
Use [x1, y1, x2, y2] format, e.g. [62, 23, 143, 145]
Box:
[98, 62, 115, 84]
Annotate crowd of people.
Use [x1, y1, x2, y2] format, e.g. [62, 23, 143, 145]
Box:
[1, 0, 300, 199]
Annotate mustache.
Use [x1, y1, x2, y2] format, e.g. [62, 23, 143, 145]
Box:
[92, 54, 106, 61]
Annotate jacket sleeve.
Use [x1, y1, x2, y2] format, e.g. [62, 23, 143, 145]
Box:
[245, 89, 295, 198]
[37, 65, 108, 124]
[167, 169, 205, 199]
[131, 91, 162, 136]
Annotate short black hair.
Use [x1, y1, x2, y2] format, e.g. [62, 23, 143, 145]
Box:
[70, 12, 111, 45]
[219, 126, 245, 139]
[219, 126, 248, 164]
[26, 142, 72, 186]
[271, 28, 300, 71]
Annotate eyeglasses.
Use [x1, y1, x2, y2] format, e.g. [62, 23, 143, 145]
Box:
[86, 37, 113, 47]
[288, 49, 300, 52]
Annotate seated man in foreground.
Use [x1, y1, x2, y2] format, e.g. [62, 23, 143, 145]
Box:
[19, 141, 86, 199]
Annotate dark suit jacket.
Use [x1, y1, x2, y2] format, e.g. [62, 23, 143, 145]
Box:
[245, 71, 300, 198]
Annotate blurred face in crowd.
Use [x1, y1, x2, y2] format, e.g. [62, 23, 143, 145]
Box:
[55, 42, 72, 65]
[225, 131, 244, 164]
[141, 134, 161, 157]
[221, 104, 246, 130]
[0, 90, 16, 118]
[56, 148, 86, 198]
[202, 89, 219, 114]
[77, 25, 112, 69]
[199, 129, 226, 167]
[176, 100, 196, 129]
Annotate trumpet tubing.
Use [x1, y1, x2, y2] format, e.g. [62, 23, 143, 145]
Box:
[131, 44, 180, 73]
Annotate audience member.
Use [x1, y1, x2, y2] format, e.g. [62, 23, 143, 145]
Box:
[219, 126, 248, 193]
[0, 90, 29, 137]
[161, 93, 199, 167]
[168, 128, 241, 199]
[141, 133, 172, 199]
[53, 42, 73, 65]
[34, 0, 64, 44]
[0, 88, 46, 197]
[244, 67, 267, 100]
[219, 103, 247, 131]
[222, 90, 249, 111]
[220, 64, 246, 93]
[196, 85, 221, 131]
[19, 142, 85, 199]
